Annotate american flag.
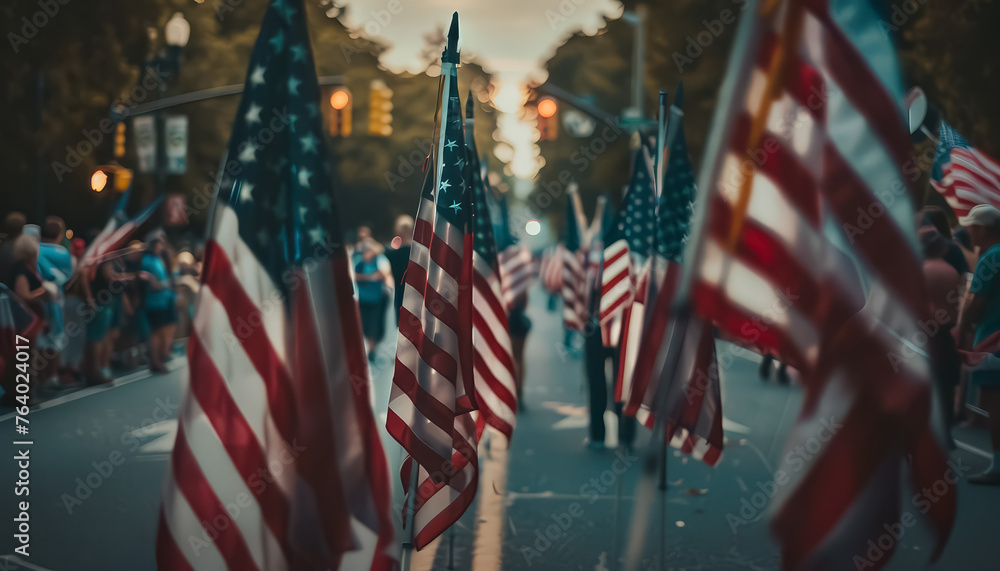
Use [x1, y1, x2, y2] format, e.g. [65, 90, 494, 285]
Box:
[618, 109, 723, 466]
[386, 14, 479, 550]
[561, 187, 588, 331]
[488, 155, 533, 308]
[599, 145, 656, 325]
[76, 188, 161, 272]
[930, 119, 1000, 219]
[540, 246, 563, 294]
[466, 92, 518, 439]
[682, 1, 955, 568]
[588, 195, 622, 347]
[156, 1, 396, 569]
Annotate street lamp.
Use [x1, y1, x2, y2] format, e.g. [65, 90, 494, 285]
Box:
[142, 12, 190, 200]
[164, 13, 191, 49]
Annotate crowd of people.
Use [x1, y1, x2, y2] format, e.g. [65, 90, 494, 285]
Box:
[0, 211, 198, 407]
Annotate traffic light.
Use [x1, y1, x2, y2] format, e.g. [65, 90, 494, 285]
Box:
[91, 165, 133, 193]
[114, 122, 126, 158]
[328, 87, 352, 137]
[368, 79, 393, 137]
[537, 97, 558, 141]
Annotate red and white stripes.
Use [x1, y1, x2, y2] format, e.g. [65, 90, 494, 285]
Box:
[157, 205, 396, 570]
[682, 1, 955, 568]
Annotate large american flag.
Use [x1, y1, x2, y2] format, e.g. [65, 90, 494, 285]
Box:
[466, 92, 518, 439]
[599, 145, 656, 325]
[682, 0, 955, 568]
[156, 1, 396, 569]
[930, 119, 1000, 219]
[561, 187, 588, 331]
[386, 15, 479, 550]
[618, 109, 723, 466]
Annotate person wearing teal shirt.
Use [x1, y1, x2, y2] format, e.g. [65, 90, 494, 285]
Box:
[959, 204, 1000, 485]
[140, 238, 177, 374]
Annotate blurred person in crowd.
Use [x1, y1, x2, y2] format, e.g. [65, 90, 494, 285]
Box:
[353, 231, 392, 362]
[920, 226, 964, 435]
[508, 295, 532, 409]
[82, 256, 121, 385]
[957, 204, 1000, 484]
[141, 236, 178, 374]
[7, 235, 49, 396]
[953, 226, 980, 274]
[0, 212, 27, 283]
[583, 271, 634, 452]
[120, 241, 149, 369]
[384, 215, 413, 324]
[37, 217, 77, 389]
[921, 206, 970, 275]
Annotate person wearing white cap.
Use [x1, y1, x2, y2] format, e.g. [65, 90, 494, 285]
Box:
[958, 204, 1000, 484]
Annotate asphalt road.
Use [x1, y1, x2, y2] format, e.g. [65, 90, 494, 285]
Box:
[1, 286, 998, 570]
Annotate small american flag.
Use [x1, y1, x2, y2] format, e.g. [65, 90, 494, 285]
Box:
[156, 0, 396, 569]
[561, 187, 587, 331]
[684, 1, 955, 568]
[466, 92, 518, 439]
[540, 246, 563, 294]
[386, 14, 479, 550]
[490, 165, 533, 308]
[599, 145, 656, 325]
[619, 109, 723, 466]
[930, 119, 1000, 219]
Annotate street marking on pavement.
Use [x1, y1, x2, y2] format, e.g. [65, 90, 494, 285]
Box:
[955, 439, 992, 460]
[0, 359, 186, 423]
[722, 417, 752, 434]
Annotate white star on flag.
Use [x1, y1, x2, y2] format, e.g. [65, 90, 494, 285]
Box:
[298, 166, 311, 188]
[239, 182, 254, 203]
[250, 65, 266, 86]
[245, 103, 262, 124]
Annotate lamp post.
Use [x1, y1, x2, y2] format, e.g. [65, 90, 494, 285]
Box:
[142, 12, 190, 199]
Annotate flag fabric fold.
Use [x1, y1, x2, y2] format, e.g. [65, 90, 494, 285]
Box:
[156, 1, 396, 568]
[681, 1, 955, 568]
[466, 92, 518, 441]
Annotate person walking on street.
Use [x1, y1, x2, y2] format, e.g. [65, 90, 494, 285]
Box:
[141, 237, 177, 374]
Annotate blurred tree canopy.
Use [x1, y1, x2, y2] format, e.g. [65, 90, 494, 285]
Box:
[534, 0, 1000, 229]
[0, 0, 497, 241]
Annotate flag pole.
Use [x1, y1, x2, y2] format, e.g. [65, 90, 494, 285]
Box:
[623, 1, 763, 569]
[400, 459, 419, 571]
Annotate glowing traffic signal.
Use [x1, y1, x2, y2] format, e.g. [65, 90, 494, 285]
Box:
[91, 165, 133, 193]
[368, 79, 393, 137]
[91, 170, 108, 192]
[537, 97, 558, 141]
[114, 122, 126, 158]
[328, 87, 352, 136]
